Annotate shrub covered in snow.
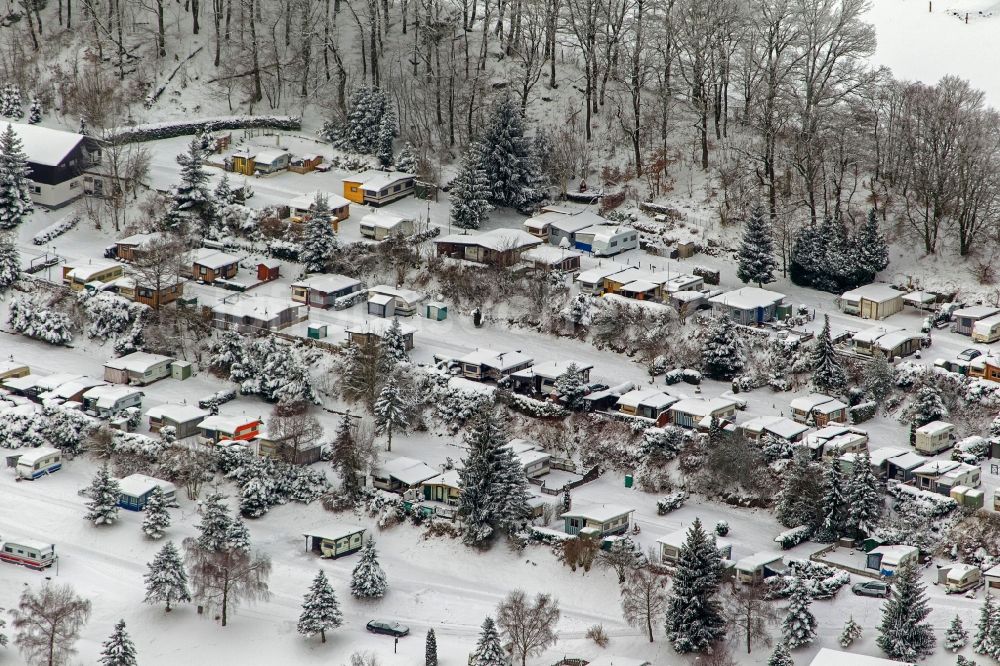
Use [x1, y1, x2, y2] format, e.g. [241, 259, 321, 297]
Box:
[109, 115, 301, 143]
[333, 291, 367, 310]
[0, 405, 96, 452]
[656, 492, 688, 515]
[774, 525, 813, 550]
[849, 401, 876, 424]
[32, 214, 79, 245]
[889, 483, 958, 518]
[763, 559, 850, 600]
[506, 392, 569, 418]
[952, 436, 990, 465]
[7, 296, 74, 345]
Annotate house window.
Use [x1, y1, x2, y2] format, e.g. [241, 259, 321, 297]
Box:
[32, 185, 41, 194]
[70, 181, 79, 189]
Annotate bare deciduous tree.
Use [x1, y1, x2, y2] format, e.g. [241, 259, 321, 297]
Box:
[620, 567, 667, 642]
[724, 580, 779, 654]
[11, 583, 92, 666]
[496, 590, 561, 666]
[185, 544, 272, 627]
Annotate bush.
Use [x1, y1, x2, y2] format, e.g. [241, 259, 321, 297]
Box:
[507, 392, 569, 418]
[32, 214, 79, 245]
[849, 401, 876, 424]
[656, 492, 687, 515]
[775, 525, 812, 549]
[333, 291, 367, 310]
[715, 520, 729, 537]
[586, 624, 609, 648]
[109, 115, 301, 143]
[763, 559, 850, 600]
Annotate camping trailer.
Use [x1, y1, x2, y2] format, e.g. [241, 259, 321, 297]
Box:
[15, 447, 62, 480]
[0, 538, 56, 570]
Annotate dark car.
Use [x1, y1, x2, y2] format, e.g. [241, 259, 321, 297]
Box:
[958, 348, 983, 362]
[366, 620, 409, 638]
[852, 581, 890, 598]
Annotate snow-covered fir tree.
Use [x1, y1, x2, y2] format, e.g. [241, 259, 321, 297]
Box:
[478, 96, 539, 209]
[375, 104, 397, 167]
[1, 84, 22, 118]
[374, 375, 410, 452]
[957, 656, 979, 666]
[818, 458, 847, 541]
[810, 315, 846, 396]
[297, 570, 342, 643]
[425, 628, 438, 666]
[379, 318, 410, 367]
[664, 518, 726, 653]
[299, 193, 340, 273]
[343, 86, 390, 153]
[776, 451, 824, 531]
[845, 449, 881, 538]
[876, 560, 936, 660]
[945, 614, 969, 652]
[27, 96, 41, 124]
[449, 144, 492, 232]
[840, 616, 863, 647]
[142, 486, 172, 539]
[196, 493, 236, 552]
[781, 578, 817, 649]
[209, 329, 245, 372]
[736, 209, 777, 287]
[554, 363, 588, 410]
[0, 232, 20, 292]
[0, 122, 34, 230]
[852, 208, 890, 283]
[98, 620, 137, 666]
[143, 541, 191, 612]
[767, 642, 794, 666]
[863, 350, 894, 404]
[350, 537, 388, 599]
[973, 594, 996, 656]
[493, 441, 531, 535]
[85, 465, 122, 526]
[908, 384, 948, 427]
[240, 473, 274, 518]
[471, 617, 506, 666]
[395, 142, 417, 173]
[168, 137, 214, 232]
[700, 314, 745, 380]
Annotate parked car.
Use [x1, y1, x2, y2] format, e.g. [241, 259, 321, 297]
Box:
[958, 348, 983, 362]
[197, 389, 237, 410]
[852, 581, 890, 598]
[366, 620, 409, 638]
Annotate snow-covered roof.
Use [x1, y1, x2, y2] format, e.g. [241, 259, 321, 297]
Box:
[560, 504, 634, 523]
[104, 351, 174, 373]
[509, 360, 593, 381]
[947, 563, 980, 580]
[916, 420, 954, 435]
[145, 403, 209, 423]
[984, 564, 1000, 578]
[45, 376, 107, 399]
[875, 330, 922, 349]
[742, 415, 809, 440]
[809, 648, 911, 666]
[954, 305, 1000, 319]
[422, 469, 461, 489]
[521, 246, 582, 265]
[0, 536, 53, 552]
[212, 295, 300, 320]
[292, 273, 361, 293]
[575, 264, 627, 284]
[940, 463, 979, 482]
[116, 231, 165, 247]
[117, 473, 176, 498]
[708, 286, 785, 310]
[522, 211, 600, 233]
[886, 451, 928, 470]
[616, 389, 673, 409]
[34, 373, 85, 391]
[902, 290, 936, 306]
[65, 260, 124, 281]
[789, 393, 837, 413]
[437, 228, 543, 252]
[459, 349, 533, 371]
[670, 397, 738, 417]
[2, 374, 42, 391]
[973, 313, 1000, 333]
[912, 459, 961, 476]
[368, 284, 426, 304]
[288, 191, 351, 210]
[576, 224, 632, 242]
[669, 290, 705, 302]
[585, 658, 651, 666]
[522, 216, 551, 230]
[14, 446, 60, 464]
[604, 268, 647, 284]
[852, 325, 900, 344]
[198, 414, 260, 432]
[253, 148, 291, 164]
[376, 457, 439, 486]
[191, 247, 241, 270]
[344, 170, 415, 191]
[869, 544, 918, 566]
[841, 284, 904, 303]
[303, 523, 366, 541]
[359, 212, 412, 229]
[734, 551, 784, 572]
[82, 384, 142, 408]
[514, 449, 550, 468]
[345, 319, 417, 337]
[619, 280, 659, 293]
[6, 122, 86, 167]
[657, 526, 732, 551]
[650, 272, 703, 292]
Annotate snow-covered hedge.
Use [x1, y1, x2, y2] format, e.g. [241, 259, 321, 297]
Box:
[952, 436, 990, 465]
[109, 115, 301, 143]
[849, 401, 876, 424]
[7, 296, 74, 345]
[507, 393, 569, 419]
[333, 291, 367, 311]
[32, 214, 79, 245]
[764, 559, 850, 600]
[267, 238, 302, 262]
[889, 483, 958, 517]
[423, 372, 493, 433]
[775, 525, 813, 549]
[0, 406, 96, 453]
[656, 492, 688, 515]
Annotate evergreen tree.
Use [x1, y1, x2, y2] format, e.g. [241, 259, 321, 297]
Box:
[790, 223, 824, 288]
[840, 616, 863, 648]
[98, 620, 137, 666]
[425, 628, 438, 666]
[810, 315, 846, 395]
[0, 123, 33, 230]
[395, 142, 418, 173]
[781, 578, 817, 649]
[344, 87, 389, 153]
[478, 96, 539, 209]
[142, 486, 171, 539]
[664, 518, 726, 653]
[240, 474, 273, 518]
[168, 137, 214, 232]
[909, 384, 948, 427]
[493, 442, 531, 535]
[776, 451, 824, 531]
[863, 350, 894, 404]
[297, 570, 342, 643]
[143, 541, 191, 612]
[736, 209, 777, 287]
[449, 144, 492, 232]
[196, 493, 235, 552]
[331, 413, 367, 500]
[957, 656, 979, 666]
[350, 537, 388, 598]
[6, 85, 21, 119]
[299, 193, 340, 273]
[877, 561, 936, 660]
[945, 614, 969, 652]
[0, 232, 20, 292]
[375, 104, 397, 167]
[974, 594, 996, 657]
[374, 375, 410, 452]
[379, 318, 410, 368]
[85, 465, 122, 526]
[471, 617, 506, 666]
[700, 314, 745, 380]
[818, 459, 847, 541]
[852, 208, 890, 283]
[553, 363, 588, 410]
[767, 642, 794, 666]
[27, 96, 41, 124]
[845, 449, 881, 538]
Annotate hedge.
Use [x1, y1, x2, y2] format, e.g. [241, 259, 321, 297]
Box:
[108, 115, 301, 144]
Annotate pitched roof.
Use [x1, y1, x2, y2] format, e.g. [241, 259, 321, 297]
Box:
[345, 318, 417, 337]
[709, 287, 785, 310]
[344, 170, 415, 190]
[288, 191, 352, 210]
[560, 503, 634, 523]
[841, 284, 903, 303]
[212, 295, 300, 320]
[376, 457, 439, 486]
[117, 473, 176, 498]
[292, 273, 361, 293]
[809, 648, 912, 666]
[104, 351, 174, 373]
[191, 247, 240, 270]
[437, 228, 543, 252]
[145, 403, 209, 423]
[6, 122, 86, 167]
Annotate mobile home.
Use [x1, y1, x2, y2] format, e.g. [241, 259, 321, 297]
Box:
[82, 385, 144, 418]
[840, 284, 904, 320]
[0, 538, 56, 570]
[972, 313, 1000, 343]
[708, 287, 786, 325]
[304, 525, 366, 559]
[734, 552, 786, 584]
[657, 526, 732, 565]
[117, 474, 178, 511]
[358, 212, 415, 240]
[560, 505, 634, 537]
[14, 447, 62, 480]
[573, 225, 638, 256]
[342, 170, 415, 206]
[866, 544, 918, 576]
[103, 351, 174, 385]
[953, 305, 1000, 336]
[914, 421, 956, 455]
